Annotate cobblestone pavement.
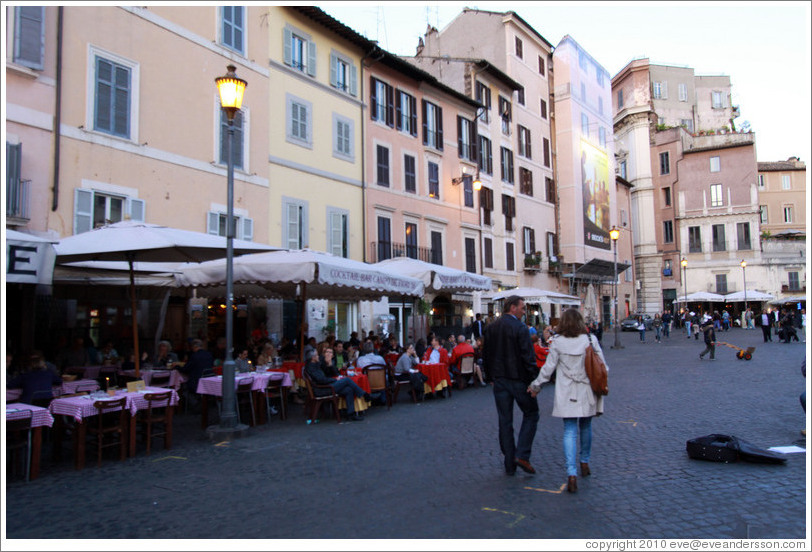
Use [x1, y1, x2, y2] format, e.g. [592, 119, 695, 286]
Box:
[4, 327, 809, 543]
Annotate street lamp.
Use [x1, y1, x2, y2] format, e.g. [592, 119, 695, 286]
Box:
[214, 64, 247, 433]
[681, 257, 688, 321]
[741, 260, 747, 313]
[610, 226, 623, 349]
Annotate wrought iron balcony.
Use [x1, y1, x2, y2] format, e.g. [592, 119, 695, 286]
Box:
[368, 242, 435, 264]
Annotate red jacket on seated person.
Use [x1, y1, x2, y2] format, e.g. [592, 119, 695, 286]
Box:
[449, 340, 475, 369]
[422, 338, 450, 365]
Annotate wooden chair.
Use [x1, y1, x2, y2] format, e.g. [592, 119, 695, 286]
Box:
[6, 411, 33, 482]
[302, 368, 341, 424]
[138, 391, 173, 455]
[264, 379, 288, 421]
[75, 382, 99, 394]
[388, 363, 417, 404]
[149, 371, 172, 388]
[456, 353, 476, 390]
[88, 397, 128, 467]
[362, 364, 392, 410]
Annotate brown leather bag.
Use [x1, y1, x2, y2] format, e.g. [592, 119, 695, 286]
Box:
[584, 335, 608, 396]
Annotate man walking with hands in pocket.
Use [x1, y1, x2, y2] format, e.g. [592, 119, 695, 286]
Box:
[483, 296, 540, 476]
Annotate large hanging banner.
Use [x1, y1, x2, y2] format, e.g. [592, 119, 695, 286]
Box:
[581, 140, 611, 250]
[6, 230, 56, 285]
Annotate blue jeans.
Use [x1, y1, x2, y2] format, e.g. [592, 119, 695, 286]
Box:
[563, 417, 593, 476]
[655, 327, 662, 341]
[330, 378, 366, 414]
[639, 329, 645, 341]
[493, 378, 539, 471]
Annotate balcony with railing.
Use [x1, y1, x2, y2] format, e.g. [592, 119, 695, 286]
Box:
[368, 242, 436, 264]
[6, 178, 30, 224]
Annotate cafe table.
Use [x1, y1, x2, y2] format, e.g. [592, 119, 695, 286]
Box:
[118, 368, 186, 390]
[6, 378, 100, 403]
[196, 371, 293, 429]
[5, 403, 54, 480]
[49, 387, 179, 470]
[416, 363, 451, 396]
[335, 370, 371, 413]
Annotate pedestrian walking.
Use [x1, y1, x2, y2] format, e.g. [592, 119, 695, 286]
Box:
[528, 308, 607, 493]
[482, 295, 540, 476]
[662, 311, 672, 338]
[637, 316, 646, 342]
[685, 311, 693, 338]
[698, 316, 716, 360]
[652, 313, 663, 343]
[760, 311, 773, 342]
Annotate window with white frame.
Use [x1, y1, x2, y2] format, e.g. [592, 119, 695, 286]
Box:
[663, 220, 674, 243]
[783, 205, 794, 223]
[458, 116, 476, 161]
[736, 222, 751, 250]
[220, 6, 244, 54]
[478, 136, 493, 175]
[330, 50, 357, 96]
[659, 151, 670, 175]
[428, 161, 440, 199]
[207, 211, 254, 241]
[653, 81, 666, 99]
[710, 156, 720, 173]
[284, 25, 315, 76]
[73, 188, 144, 235]
[327, 207, 349, 258]
[332, 114, 354, 161]
[759, 205, 768, 224]
[517, 125, 532, 159]
[710, 183, 723, 207]
[782, 175, 791, 190]
[688, 226, 702, 253]
[476, 81, 491, 123]
[522, 226, 536, 255]
[680, 119, 694, 132]
[619, 160, 627, 179]
[422, 100, 443, 150]
[371, 78, 394, 126]
[286, 94, 312, 147]
[93, 53, 135, 139]
[500, 147, 514, 184]
[13, 6, 45, 69]
[396, 90, 417, 135]
[678, 83, 688, 102]
[283, 198, 308, 249]
[712, 224, 726, 251]
[499, 96, 512, 135]
[711, 91, 723, 109]
[219, 110, 245, 170]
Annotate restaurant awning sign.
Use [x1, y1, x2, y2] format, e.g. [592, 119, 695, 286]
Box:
[5, 230, 57, 285]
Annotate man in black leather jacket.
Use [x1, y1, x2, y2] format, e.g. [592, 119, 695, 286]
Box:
[483, 295, 540, 475]
[304, 351, 371, 421]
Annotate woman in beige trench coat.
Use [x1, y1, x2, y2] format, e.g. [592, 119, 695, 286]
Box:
[529, 308, 607, 493]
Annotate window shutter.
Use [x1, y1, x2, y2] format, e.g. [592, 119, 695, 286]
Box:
[436, 105, 443, 150]
[287, 204, 300, 249]
[128, 198, 145, 222]
[232, 111, 244, 169]
[207, 211, 220, 235]
[421, 100, 428, 145]
[283, 28, 292, 66]
[7, 143, 21, 186]
[410, 96, 417, 137]
[457, 116, 463, 158]
[349, 63, 358, 96]
[329, 54, 338, 88]
[395, 91, 402, 131]
[14, 6, 44, 69]
[661, 82, 668, 99]
[470, 122, 478, 162]
[370, 77, 378, 121]
[385, 84, 394, 127]
[306, 40, 316, 77]
[74, 189, 93, 235]
[330, 212, 343, 256]
[242, 217, 254, 241]
[530, 228, 536, 252]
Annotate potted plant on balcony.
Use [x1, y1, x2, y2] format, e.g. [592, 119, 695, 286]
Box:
[524, 251, 542, 270]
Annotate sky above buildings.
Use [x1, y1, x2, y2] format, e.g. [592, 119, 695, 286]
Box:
[315, 1, 811, 163]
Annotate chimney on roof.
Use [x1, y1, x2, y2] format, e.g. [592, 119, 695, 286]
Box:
[416, 36, 424, 56]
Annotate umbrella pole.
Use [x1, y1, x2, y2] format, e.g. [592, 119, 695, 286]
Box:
[299, 283, 307, 363]
[128, 255, 140, 378]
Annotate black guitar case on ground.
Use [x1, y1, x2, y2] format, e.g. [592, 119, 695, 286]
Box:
[686, 434, 787, 464]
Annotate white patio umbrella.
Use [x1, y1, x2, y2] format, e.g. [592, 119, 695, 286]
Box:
[176, 249, 425, 360]
[673, 291, 726, 303]
[491, 287, 581, 306]
[372, 257, 491, 292]
[54, 220, 277, 375]
[583, 283, 599, 321]
[724, 290, 775, 302]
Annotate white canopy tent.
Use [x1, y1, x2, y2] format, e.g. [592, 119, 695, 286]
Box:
[6, 229, 57, 285]
[673, 291, 726, 303]
[724, 290, 775, 302]
[372, 257, 491, 292]
[489, 287, 581, 306]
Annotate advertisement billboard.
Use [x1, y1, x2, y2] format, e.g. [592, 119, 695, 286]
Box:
[581, 140, 611, 250]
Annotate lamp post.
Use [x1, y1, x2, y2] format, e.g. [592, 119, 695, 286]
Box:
[741, 260, 747, 313]
[610, 226, 623, 349]
[214, 65, 247, 433]
[681, 257, 688, 319]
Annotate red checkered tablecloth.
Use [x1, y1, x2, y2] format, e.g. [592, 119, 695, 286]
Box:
[6, 403, 54, 427]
